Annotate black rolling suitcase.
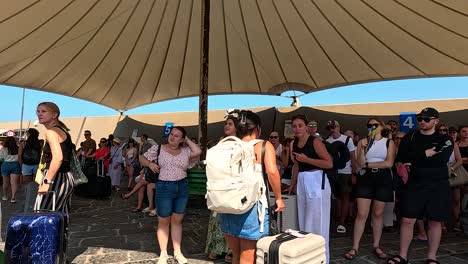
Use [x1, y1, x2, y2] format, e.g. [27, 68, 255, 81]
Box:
[97, 160, 112, 199]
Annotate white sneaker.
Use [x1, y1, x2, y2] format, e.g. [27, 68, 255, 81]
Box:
[142, 207, 151, 213]
[2, 196, 7, 201]
[174, 250, 188, 264]
[157, 251, 169, 264]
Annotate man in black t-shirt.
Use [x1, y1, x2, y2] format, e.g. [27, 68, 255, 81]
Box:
[389, 108, 453, 264]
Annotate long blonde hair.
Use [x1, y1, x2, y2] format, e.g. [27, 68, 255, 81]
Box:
[38, 102, 69, 131]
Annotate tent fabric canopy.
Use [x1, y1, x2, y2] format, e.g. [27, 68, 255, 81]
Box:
[0, 0, 467, 111]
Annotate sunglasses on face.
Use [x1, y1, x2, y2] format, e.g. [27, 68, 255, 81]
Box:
[308, 124, 318, 128]
[326, 126, 336, 130]
[439, 129, 448, 132]
[367, 123, 379, 129]
[417, 117, 436, 123]
[270, 136, 278, 139]
[84, 134, 91, 136]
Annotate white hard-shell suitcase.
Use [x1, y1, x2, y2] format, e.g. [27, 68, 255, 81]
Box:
[256, 231, 326, 264]
[269, 193, 298, 231]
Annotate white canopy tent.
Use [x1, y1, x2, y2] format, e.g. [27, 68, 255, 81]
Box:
[0, 0, 467, 110]
[1, 0, 467, 151]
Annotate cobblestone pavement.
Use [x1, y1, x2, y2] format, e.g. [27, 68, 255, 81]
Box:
[1, 184, 467, 263]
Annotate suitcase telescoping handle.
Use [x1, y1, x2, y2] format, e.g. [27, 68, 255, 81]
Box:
[33, 191, 56, 212]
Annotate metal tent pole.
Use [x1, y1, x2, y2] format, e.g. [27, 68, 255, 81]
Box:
[198, 0, 210, 160]
[19, 88, 26, 141]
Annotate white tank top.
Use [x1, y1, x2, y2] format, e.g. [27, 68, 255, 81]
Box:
[365, 138, 388, 162]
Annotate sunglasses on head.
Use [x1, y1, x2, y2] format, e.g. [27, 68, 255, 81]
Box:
[270, 136, 278, 139]
[308, 124, 318, 128]
[416, 117, 436, 123]
[367, 123, 379, 129]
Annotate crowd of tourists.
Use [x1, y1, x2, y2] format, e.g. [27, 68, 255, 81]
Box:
[0, 104, 467, 264]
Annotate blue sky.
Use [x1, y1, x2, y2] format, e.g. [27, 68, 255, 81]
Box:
[1, 76, 468, 123]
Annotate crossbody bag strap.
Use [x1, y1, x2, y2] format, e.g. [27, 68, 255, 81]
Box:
[155, 144, 162, 181]
[156, 144, 162, 166]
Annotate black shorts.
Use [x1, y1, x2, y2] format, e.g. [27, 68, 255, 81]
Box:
[355, 168, 394, 202]
[328, 172, 353, 197]
[399, 181, 450, 222]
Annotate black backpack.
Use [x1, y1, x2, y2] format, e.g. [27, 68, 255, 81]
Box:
[22, 142, 41, 165]
[324, 136, 351, 170]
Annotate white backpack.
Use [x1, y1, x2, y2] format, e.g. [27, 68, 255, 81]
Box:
[205, 136, 265, 214]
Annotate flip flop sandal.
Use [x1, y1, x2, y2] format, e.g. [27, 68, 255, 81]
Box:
[224, 253, 232, 263]
[131, 208, 142, 213]
[387, 255, 408, 264]
[344, 248, 358, 260]
[373, 247, 387, 259]
[413, 237, 428, 243]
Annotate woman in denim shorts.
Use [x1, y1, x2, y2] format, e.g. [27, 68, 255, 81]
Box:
[0, 136, 21, 203]
[140, 126, 201, 264]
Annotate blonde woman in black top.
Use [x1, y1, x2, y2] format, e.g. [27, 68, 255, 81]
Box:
[36, 102, 74, 213]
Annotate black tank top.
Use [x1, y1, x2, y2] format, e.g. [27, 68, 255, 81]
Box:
[459, 145, 468, 171]
[43, 126, 73, 172]
[293, 136, 320, 172]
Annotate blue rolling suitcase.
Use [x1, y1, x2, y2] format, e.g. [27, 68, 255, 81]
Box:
[5, 192, 67, 264]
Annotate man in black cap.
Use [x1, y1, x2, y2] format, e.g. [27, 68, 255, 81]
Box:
[389, 108, 453, 264]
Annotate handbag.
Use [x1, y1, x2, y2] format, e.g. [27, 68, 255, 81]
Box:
[70, 149, 88, 186]
[449, 163, 468, 187]
[35, 141, 46, 185]
[144, 144, 161, 183]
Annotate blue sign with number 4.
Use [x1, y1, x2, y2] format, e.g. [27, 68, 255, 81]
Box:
[399, 113, 417, 133]
[163, 122, 174, 138]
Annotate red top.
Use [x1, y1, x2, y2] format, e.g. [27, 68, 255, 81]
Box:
[95, 146, 110, 172]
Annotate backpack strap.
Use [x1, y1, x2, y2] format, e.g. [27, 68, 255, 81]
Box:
[386, 138, 391, 148]
[344, 136, 351, 147]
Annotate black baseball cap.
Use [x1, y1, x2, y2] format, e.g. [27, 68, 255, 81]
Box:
[417, 107, 439, 118]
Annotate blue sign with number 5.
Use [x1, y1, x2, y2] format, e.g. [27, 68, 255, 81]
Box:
[163, 122, 174, 138]
[399, 113, 416, 133]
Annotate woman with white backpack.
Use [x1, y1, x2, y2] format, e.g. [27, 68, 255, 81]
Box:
[216, 110, 284, 264]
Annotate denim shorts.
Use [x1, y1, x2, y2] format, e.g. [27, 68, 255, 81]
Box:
[22, 164, 39, 176]
[1, 162, 21, 176]
[155, 179, 189, 218]
[219, 203, 269, 240]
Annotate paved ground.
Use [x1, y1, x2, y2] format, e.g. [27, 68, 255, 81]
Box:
[1, 184, 467, 263]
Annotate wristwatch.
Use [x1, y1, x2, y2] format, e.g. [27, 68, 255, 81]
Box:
[43, 178, 54, 185]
